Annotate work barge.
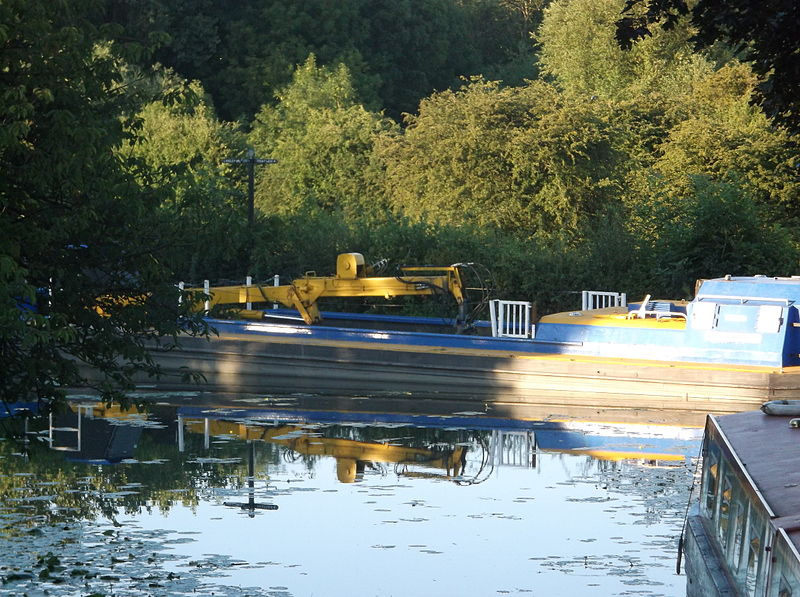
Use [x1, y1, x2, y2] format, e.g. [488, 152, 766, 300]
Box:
[140, 254, 800, 417]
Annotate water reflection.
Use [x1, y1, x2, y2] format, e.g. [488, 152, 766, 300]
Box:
[0, 394, 702, 596]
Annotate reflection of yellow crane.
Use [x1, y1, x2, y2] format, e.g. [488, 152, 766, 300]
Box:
[184, 418, 467, 483]
[188, 253, 469, 326]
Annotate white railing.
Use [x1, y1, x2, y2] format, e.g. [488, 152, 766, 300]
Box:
[581, 290, 627, 311]
[489, 299, 532, 338]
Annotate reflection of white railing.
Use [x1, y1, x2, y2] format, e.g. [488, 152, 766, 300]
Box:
[489, 299, 532, 338]
[488, 430, 536, 467]
[48, 406, 90, 452]
[176, 414, 210, 452]
[581, 290, 627, 311]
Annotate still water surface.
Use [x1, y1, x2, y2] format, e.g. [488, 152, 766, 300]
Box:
[0, 394, 702, 596]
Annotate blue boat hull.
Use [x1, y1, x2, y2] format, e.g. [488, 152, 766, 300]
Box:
[131, 315, 800, 417]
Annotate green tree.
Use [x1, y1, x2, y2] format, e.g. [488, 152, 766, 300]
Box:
[379, 78, 624, 238]
[631, 177, 798, 296]
[536, 0, 710, 101]
[102, 0, 544, 122]
[249, 56, 396, 220]
[645, 64, 800, 219]
[121, 76, 252, 280]
[617, 0, 800, 130]
[0, 0, 205, 408]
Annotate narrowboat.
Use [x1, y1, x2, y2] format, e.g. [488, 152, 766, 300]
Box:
[682, 409, 800, 597]
[132, 255, 800, 416]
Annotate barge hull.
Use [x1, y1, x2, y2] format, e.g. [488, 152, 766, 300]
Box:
[138, 327, 800, 416]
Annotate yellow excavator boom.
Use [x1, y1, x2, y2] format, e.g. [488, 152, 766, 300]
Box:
[190, 253, 468, 325]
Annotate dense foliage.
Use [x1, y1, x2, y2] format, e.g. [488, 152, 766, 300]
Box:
[0, 0, 207, 409]
[2, 0, 798, 406]
[102, 0, 542, 121]
[617, 0, 800, 131]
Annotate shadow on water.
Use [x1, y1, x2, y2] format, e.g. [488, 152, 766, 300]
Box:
[0, 392, 703, 596]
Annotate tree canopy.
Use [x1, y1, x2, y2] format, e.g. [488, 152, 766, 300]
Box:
[0, 0, 205, 408]
[249, 56, 396, 219]
[616, 0, 800, 131]
[379, 78, 624, 237]
[100, 0, 541, 121]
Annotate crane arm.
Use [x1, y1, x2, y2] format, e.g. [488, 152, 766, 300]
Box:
[191, 253, 467, 325]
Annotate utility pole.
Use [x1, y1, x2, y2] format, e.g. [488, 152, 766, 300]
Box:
[222, 149, 278, 227]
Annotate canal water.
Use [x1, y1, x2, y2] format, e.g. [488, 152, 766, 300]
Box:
[0, 393, 703, 596]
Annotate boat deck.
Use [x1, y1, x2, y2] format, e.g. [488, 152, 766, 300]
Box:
[539, 305, 688, 329]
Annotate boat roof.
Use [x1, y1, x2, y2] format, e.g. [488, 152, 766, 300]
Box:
[698, 275, 800, 303]
[712, 410, 800, 551]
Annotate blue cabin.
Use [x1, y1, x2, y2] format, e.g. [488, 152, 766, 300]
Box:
[533, 276, 800, 368]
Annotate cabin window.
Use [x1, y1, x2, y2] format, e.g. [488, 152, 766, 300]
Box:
[722, 476, 749, 574]
[702, 443, 720, 517]
[745, 509, 767, 596]
[778, 575, 794, 597]
[776, 559, 800, 597]
[729, 496, 747, 576]
[768, 532, 800, 597]
[717, 469, 736, 552]
[692, 301, 719, 330]
[756, 304, 784, 333]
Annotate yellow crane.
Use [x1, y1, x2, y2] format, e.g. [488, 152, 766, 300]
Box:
[190, 253, 474, 327]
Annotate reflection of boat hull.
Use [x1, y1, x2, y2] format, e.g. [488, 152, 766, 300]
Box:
[138, 318, 799, 416]
[173, 403, 700, 465]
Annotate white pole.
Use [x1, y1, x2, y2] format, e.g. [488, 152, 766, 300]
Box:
[246, 276, 252, 310]
[512, 303, 519, 336]
[204, 280, 210, 313]
[524, 303, 531, 338]
[273, 274, 279, 309]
